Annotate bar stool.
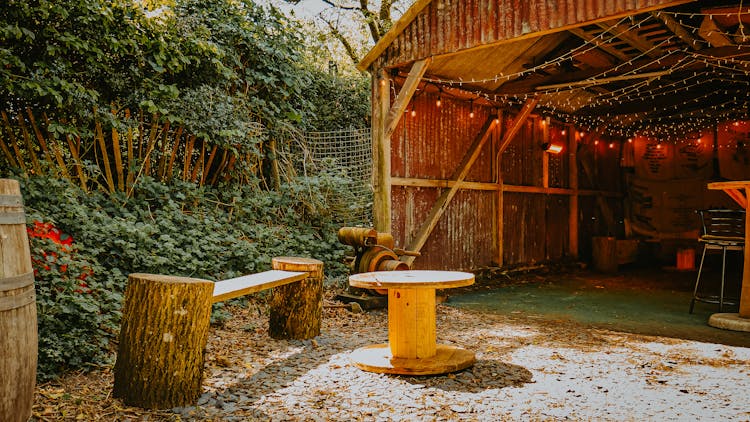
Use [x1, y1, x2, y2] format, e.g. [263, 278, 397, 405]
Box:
[689, 209, 745, 313]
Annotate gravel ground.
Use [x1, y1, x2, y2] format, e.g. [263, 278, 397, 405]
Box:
[34, 299, 750, 421]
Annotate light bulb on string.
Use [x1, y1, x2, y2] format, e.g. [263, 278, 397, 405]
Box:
[469, 100, 475, 119]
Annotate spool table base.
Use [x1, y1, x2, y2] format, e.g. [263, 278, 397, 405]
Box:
[708, 313, 750, 332]
[350, 344, 475, 376]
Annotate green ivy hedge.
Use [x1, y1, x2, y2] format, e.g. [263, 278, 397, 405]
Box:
[17, 174, 350, 380]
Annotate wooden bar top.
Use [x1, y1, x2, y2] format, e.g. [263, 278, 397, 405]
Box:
[349, 270, 475, 290]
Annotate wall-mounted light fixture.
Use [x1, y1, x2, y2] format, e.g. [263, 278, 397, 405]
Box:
[542, 142, 563, 154]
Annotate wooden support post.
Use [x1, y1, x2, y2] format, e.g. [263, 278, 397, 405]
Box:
[494, 112, 505, 266]
[113, 274, 214, 409]
[542, 117, 550, 189]
[269, 257, 324, 340]
[372, 68, 391, 233]
[568, 124, 579, 257]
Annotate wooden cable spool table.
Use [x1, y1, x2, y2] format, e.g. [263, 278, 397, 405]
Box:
[706, 181, 750, 332]
[348, 270, 476, 375]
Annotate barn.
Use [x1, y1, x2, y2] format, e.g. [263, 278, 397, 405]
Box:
[358, 0, 750, 273]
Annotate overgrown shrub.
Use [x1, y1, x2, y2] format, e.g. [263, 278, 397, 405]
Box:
[17, 173, 350, 380]
[28, 221, 121, 380]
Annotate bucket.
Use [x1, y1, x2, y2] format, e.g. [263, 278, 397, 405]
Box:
[592, 236, 618, 273]
[0, 179, 37, 422]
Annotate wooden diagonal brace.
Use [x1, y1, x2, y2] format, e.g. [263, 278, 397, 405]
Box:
[497, 97, 539, 157]
[384, 58, 431, 140]
[402, 115, 497, 265]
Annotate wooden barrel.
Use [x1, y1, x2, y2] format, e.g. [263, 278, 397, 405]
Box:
[0, 179, 37, 422]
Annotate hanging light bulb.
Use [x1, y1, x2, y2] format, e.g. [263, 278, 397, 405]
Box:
[561, 129, 566, 136]
[609, 142, 615, 149]
[469, 100, 475, 119]
[411, 104, 416, 117]
[627, 138, 633, 143]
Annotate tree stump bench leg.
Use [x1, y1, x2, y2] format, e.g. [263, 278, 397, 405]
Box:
[113, 273, 213, 409]
[269, 257, 324, 339]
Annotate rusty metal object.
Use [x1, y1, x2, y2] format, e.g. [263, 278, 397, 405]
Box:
[358, 246, 399, 273]
[340, 227, 419, 297]
[378, 259, 409, 271]
[338, 227, 377, 248]
[376, 233, 395, 249]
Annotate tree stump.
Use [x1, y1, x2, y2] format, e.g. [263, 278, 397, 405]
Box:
[113, 273, 213, 409]
[0, 179, 37, 422]
[269, 257, 324, 339]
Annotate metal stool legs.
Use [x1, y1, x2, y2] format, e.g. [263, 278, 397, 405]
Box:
[689, 244, 737, 313]
[689, 245, 708, 313]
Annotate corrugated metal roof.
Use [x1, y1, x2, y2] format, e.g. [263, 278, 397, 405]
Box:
[358, 0, 694, 71]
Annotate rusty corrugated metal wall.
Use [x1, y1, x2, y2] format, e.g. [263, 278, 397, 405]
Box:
[390, 93, 616, 269]
[391, 93, 497, 270]
[378, 0, 683, 68]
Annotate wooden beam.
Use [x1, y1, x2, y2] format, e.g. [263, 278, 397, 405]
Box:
[372, 68, 392, 233]
[384, 58, 431, 140]
[402, 116, 497, 265]
[596, 19, 664, 57]
[542, 117, 550, 189]
[494, 111, 504, 266]
[536, 70, 670, 91]
[497, 98, 539, 155]
[392, 177, 499, 191]
[567, 125, 579, 258]
[391, 176, 621, 197]
[568, 27, 632, 62]
[652, 11, 702, 50]
[698, 16, 733, 48]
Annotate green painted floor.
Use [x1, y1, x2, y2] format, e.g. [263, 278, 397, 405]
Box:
[448, 265, 750, 347]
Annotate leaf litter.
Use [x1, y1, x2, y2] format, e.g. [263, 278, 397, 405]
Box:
[32, 293, 750, 421]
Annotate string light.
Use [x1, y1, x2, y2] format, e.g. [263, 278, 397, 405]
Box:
[391, 9, 750, 141]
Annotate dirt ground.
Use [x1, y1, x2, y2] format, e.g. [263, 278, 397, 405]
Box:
[32, 268, 750, 421]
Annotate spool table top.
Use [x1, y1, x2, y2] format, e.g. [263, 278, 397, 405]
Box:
[349, 270, 474, 290]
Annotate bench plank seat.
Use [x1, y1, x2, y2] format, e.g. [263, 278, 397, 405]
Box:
[212, 270, 307, 303]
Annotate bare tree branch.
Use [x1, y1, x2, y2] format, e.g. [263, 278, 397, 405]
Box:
[322, 17, 361, 64]
[358, 0, 381, 43]
[378, 0, 392, 35]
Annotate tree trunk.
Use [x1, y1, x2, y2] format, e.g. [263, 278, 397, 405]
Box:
[269, 257, 324, 339]
[113, 273, 213, 409]
[0, 179, 37, 422]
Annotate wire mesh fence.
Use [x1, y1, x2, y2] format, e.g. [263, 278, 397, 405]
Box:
[303, 128, 373, 227]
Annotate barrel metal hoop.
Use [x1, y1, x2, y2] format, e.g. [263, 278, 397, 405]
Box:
[0, 211, 26, 224]
[0, 288, 35, 311]
[0, 194, 23, 207]
[0, 272, 35, 291]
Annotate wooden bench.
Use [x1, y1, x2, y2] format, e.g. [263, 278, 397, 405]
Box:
[211, 270, 307, 303]
[112, 256, 323, 409]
